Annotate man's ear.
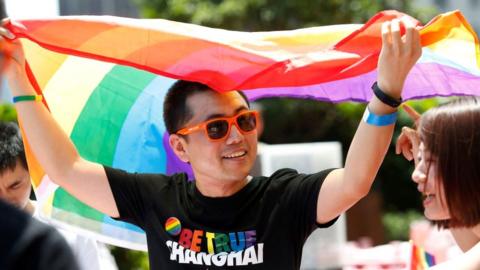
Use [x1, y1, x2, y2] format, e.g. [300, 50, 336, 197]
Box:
[169, 134, 190, 163]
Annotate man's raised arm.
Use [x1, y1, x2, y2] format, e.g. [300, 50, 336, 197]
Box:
[1, 20, 119, 218]
[316, 18, 421, 224]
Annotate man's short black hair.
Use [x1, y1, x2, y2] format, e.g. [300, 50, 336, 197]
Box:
[0, 121, 28, 175]
[163, 80, 250, 134]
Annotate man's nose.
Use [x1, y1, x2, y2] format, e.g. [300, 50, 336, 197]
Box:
[226, 124, 244, 144]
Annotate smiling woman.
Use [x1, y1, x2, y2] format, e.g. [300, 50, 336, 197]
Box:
[417, 98, 480, 228]
[412, 142, 450, 221]
[397, 97, 480, 269]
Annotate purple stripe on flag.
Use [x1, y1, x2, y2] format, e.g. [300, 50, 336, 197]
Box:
[245, 63, 480, 102]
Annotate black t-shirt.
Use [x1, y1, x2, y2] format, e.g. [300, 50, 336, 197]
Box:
[106, 167, 338, 270]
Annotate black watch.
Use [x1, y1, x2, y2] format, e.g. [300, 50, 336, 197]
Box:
[371, 82, 402, 108]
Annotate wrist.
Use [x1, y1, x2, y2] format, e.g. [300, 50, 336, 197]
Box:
[369, 97, 398, 115]
[7, 72, 35, 96]
[13, 94, 43, 103]
[363, 106, 397, 126]
[371, 81, 402, 108]
[375, 81, 402, 100]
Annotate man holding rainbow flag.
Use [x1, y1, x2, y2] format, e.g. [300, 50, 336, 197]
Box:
[0, 14, 438, 270]
[8, 6, 478, 269]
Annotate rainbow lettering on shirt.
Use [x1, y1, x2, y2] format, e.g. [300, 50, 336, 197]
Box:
[164, 217, 264, 266]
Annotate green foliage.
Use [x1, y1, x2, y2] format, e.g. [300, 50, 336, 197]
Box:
[135, 0, 438, 30]
[258, 99, 360, 144]
[382, 210, 423, 241]
[0, 103, 17, 122]
[111, 248, 149, 270]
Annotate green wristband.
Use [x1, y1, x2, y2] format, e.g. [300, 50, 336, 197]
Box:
[12, 95, 43, 103]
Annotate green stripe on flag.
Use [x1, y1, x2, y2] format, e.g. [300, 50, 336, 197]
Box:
[54, 188, 105, 221]
[70, 65, 156, 165]
[53, 65, 156, 219]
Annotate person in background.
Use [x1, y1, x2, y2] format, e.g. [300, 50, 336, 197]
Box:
[0, 121, 118, 270]
[0, 2, 78, 269]
[0, 198, 80, 270]
[397, 98, 480, 269]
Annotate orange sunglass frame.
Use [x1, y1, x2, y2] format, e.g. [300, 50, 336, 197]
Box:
[176, 110, 259, 141]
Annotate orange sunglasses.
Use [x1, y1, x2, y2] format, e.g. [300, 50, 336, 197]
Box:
[176, 110, 259, 141]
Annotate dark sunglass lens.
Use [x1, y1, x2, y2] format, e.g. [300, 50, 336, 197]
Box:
[237, 113, 256, 132]
[206, 120, 229, 139]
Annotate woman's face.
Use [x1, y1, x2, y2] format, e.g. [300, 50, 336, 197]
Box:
[411, 142, 450, 220]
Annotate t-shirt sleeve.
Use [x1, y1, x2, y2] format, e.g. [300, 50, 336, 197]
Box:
[271, 168, 339, 239]
[104, 166, 168, 228]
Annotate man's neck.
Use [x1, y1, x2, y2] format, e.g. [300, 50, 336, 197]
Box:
[195, 176, 252, 198]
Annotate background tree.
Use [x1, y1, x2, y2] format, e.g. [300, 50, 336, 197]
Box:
[0, 103, 17, 122]
[137, 0, 436, 31]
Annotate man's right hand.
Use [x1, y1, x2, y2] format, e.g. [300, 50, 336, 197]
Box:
[0, 17, 120, 218]
[0, 18, 32, 95]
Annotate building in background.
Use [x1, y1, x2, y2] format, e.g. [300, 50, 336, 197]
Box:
[59, 0, 139, 17]
[5, 0, 59, 19]
[5, 0, 139, 18]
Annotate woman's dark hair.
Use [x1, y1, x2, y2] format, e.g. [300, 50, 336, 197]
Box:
[419, 97, 480, 228]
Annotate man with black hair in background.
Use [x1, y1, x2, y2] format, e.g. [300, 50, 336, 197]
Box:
[0, 121, 118, 270]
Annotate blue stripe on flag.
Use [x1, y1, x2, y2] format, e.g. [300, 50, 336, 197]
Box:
[112, 76, 177, 173]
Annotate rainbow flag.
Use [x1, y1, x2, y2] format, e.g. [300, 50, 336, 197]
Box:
[8, 10, 480, 250]
[410, 242, 436, 269]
